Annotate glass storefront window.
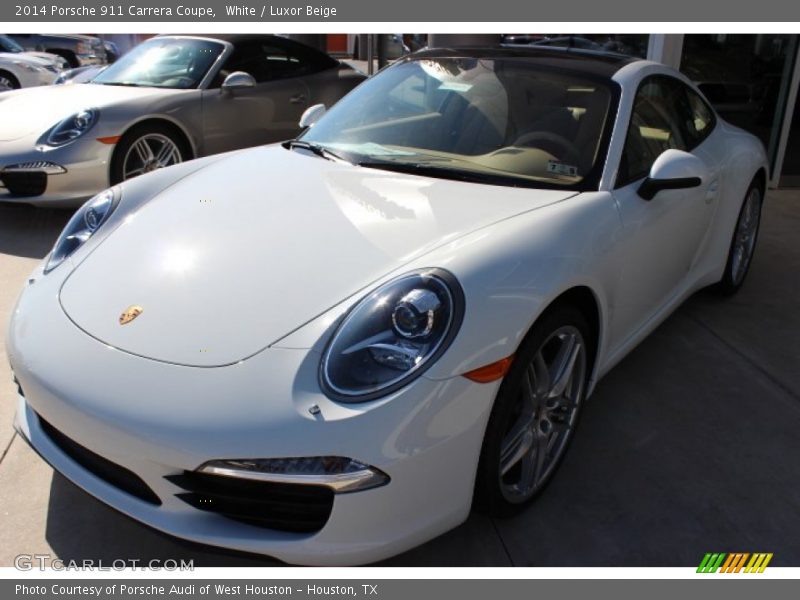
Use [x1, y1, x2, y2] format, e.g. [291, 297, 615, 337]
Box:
[780, 98, 800, 187]
[680, 34, 798, 171]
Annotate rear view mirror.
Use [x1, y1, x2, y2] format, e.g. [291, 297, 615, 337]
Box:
[221, 71, 256, 92]
[637, 149, 706, 201]
[299, 104, 326, 128]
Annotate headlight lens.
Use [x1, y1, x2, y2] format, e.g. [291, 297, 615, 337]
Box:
[14, 61, 42, 72]
[44, 188, 119, 273]
[46, 108, 97, 146]
[320, 269, 464, 402]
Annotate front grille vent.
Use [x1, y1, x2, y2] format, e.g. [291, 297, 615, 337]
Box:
[38, 414, 161, 505]
[166, 471, 334, 533]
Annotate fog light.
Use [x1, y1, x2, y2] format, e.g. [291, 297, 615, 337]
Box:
[198, 457, 390, 493]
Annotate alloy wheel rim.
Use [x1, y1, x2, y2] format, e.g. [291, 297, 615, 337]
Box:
[0, 76, 15, 92]
[122, 133, 182, 180]
[499, 325, 586, 503]
[731, 188, 761, 285]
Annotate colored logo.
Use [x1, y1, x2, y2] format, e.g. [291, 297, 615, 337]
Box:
[119, 305, 143, 325]
[697, 553, 773, 573]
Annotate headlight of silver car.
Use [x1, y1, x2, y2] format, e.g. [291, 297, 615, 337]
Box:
[320, 269, 464, 402]
[46, 108, 98, 146]
[44, 188, 120, 273]
[13, 60, 43, 73]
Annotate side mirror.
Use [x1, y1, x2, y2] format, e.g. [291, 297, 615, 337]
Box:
[221, 71, 256, 92]
[299, 103, 326, 128]
[637, 149, 706, 201]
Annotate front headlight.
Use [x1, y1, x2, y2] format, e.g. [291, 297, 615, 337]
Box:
[320, 269, 464, 402]
[44, 188, 120, 273]
[13, 60, 43, 73]
[46, 108, 98, 146]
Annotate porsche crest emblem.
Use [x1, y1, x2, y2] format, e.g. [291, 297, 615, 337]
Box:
[119, 305, 143, 325]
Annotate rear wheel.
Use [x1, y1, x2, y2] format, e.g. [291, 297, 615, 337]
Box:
[0, 71, 20, 92]
[474, 306, 590, 516]
[714, 179, 763, 295]
[111, 124, 188, 185]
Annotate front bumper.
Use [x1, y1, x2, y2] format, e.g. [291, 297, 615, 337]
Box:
[0, 139, 113, 207]
[7, 267, 499, 565]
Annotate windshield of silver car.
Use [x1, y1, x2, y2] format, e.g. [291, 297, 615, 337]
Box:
[299, 58, 615, 189]
[92, 38, 224, 89]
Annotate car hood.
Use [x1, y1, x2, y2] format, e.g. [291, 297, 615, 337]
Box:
[59, 145, 577, 367]
[0, 83, 181, 142]
[0, 51, 53, 68]
[24, 51, 63, 65]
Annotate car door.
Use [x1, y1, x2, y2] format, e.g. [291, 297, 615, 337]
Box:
[610, 75, 718, 343]
[201, 40, 310, 155]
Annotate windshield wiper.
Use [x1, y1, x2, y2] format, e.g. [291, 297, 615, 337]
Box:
[284, 140, 353, 164]
[96, 81, 145, 87]
[356, 160, 550, 189]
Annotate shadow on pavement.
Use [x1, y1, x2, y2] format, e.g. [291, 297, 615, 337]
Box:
[0, 205, 72, 259]
[45, 473, 280, 567]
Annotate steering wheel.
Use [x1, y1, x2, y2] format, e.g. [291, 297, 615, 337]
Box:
[512, 131, 581, 166]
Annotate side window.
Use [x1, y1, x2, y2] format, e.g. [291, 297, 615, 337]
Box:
[262, 44, 304, 79]
[683, 86, 716, 148]
[218, 42, 307, 85]
[617, 76, 690, 187]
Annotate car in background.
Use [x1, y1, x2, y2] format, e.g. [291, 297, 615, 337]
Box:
[53, 65, 106, 85]
[8, 33, 107, 68]
[103, 40, 121, 63]
[8, 46, 767, 565]
[0, 51, 59, 92]
[0, 34, 366, 206]
[0, 34, 69, 72]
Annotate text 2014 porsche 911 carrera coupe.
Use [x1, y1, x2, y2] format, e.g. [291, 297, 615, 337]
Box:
[7, 47, 767, 565]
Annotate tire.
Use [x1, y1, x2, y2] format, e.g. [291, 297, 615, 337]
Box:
[474, 305, 591, 517]
[110, 123, 189, 185]
[49, 49, 79, 69]
[713, 178, 763, 296]
[0, 71, 20, 92]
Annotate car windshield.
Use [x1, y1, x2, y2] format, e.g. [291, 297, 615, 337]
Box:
[0, 35, 24, 53]
[93, 37, 224, 89]
[300, 57, 615, 189]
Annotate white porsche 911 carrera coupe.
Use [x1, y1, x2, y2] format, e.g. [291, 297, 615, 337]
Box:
[7, 47, 767, 565]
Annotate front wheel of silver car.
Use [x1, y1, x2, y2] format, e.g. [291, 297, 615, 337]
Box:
[0, 71, 20, 92]
[474, 306, 590, 516]
[111, 124, 189, 185]
[714, 178, 763, 295]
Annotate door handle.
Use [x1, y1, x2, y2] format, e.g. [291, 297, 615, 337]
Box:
[289, 94, 306, 104]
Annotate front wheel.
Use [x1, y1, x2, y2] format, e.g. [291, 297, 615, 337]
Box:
[0, 71, 20, 92]
[714, 180, 763, 295]
[474, 306, 590, 516]
[110, 124, 187, 185]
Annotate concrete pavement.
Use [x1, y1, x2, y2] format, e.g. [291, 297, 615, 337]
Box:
[0, 192, 798, 567]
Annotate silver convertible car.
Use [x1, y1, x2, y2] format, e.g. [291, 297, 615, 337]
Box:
[0, 34, 365, 206]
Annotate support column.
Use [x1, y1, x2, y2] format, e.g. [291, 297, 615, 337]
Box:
[647, 34, 685, 69]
